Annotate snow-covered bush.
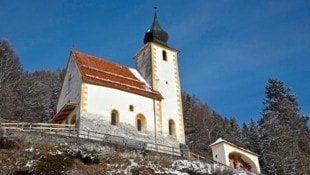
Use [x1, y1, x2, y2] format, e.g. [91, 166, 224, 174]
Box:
[63, 147, 99, 164]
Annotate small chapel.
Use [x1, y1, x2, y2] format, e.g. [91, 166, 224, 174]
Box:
[52, 8, 185, 148]
[209, 138, 261, 173]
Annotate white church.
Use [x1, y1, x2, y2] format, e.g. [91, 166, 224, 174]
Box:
[52, 9, 185, 147]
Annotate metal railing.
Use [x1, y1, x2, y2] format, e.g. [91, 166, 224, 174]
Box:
[1, 122, 181, 156]
[78, 129, 181, 156]
[188, 151, 218, 163]
[188, 151, 243, 172]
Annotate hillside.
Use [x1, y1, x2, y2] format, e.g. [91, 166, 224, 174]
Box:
[1, 39, 309, 174]
[0, 131, 254, 175]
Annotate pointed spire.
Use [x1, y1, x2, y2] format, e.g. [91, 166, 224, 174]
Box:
[143, 6, 169, 46]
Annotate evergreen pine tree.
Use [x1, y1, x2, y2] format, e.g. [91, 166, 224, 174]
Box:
[258, 78, 310, 174]
[241, 119, 260, 155]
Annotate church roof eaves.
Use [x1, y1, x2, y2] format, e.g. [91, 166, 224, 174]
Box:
[71, 50, 163, 100]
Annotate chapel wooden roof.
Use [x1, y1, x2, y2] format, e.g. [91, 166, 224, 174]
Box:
[71, 50, 163, 100]
[52, 103, 78, 123]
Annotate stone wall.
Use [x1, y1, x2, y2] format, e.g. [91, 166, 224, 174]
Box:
[79, 112, 180, 148]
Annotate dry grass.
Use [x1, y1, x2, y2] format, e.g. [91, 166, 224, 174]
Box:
[0, 132, 240, 175]
[0, 136, 20, 149]
[32, 154, 74, 175]
[130, 166, 156, 175]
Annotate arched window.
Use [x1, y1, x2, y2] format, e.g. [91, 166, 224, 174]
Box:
[111, 110, 119, 126]
[136, 114, 146, 132]
[162, 50, 167, 61]
[168, 119, 176, 136]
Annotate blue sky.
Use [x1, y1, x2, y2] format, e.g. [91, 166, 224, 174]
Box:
[1, 0, 309, 124]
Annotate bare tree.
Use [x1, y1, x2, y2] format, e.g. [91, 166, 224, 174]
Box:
[15, 70, 64, 122]
[182, 92, 238, 157]
[0, 39, 23, 120]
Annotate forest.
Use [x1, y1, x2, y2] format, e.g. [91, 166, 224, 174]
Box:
[1, 39, 309, 174]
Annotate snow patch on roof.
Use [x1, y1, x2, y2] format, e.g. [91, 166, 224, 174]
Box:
[209, 138, 258, 156]
[129, 68, 152, 91]
[82, 64, 140, 83]
[85, 74, 158, 95]
[209, 137, 224, 147]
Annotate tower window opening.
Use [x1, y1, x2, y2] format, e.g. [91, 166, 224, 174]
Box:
[162, 50, 167, 61]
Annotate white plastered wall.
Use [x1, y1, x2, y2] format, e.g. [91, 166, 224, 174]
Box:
[211, 144, 227, 165]
[57, 55, 82, 112]
[79, 83, 158, 143]
[56, 54, 82, 122]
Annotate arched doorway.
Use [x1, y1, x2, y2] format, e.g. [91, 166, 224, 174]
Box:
[228, 152, 258, 172]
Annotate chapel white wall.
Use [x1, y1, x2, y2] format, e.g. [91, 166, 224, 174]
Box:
[211, 144, 227, 165]
[211, 142, 260, 173]
[223, 143, 260, 173]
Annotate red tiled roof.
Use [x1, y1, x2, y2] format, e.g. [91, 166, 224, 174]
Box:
[71, 50, 162, 100]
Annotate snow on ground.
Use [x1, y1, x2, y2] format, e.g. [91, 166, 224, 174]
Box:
[123, 159, 255, 175]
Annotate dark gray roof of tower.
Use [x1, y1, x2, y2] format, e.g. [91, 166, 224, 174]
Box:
[143, 7, 168, 46]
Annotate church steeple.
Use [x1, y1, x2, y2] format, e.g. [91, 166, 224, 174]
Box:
[135, 7, 185, 144]
[143, 7, 169, 46]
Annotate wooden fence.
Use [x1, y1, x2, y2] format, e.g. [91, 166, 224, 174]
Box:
[1, 122, 76, 135]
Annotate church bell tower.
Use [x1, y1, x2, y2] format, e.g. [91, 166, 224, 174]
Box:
[134, 7, 185, 144]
